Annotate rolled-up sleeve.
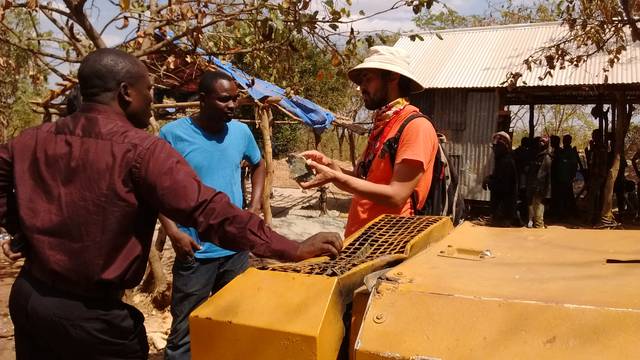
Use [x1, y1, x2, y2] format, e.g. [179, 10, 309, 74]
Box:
[133, 138, 299, 260]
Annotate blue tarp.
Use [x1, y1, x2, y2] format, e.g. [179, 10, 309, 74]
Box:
[211, 58, 335, 133]
[152, 30, 334, 132]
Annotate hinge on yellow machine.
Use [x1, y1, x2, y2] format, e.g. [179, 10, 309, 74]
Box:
[437, 245, 494, 261]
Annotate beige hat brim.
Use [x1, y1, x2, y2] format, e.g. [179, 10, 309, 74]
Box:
[348, 62, 425, 94]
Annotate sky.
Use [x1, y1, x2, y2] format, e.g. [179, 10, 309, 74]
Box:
[347, 0, 488, 32]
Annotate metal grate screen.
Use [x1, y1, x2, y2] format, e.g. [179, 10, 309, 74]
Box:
[261, 215, 442, 276]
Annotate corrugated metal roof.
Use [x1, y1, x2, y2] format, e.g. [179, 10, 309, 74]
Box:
[394, 22, 640, 89]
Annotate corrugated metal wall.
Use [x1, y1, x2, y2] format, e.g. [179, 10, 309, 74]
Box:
[412, 89, 497, 201]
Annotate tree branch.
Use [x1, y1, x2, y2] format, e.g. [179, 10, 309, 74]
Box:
[0, 35, 81, 63]
[620, 0, 640, 41]
[63, 0, 106, 49]
[132, 16, 239, 57]
[39, 7, 86, 56]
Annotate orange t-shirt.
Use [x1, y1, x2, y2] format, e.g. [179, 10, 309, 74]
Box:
[344, 105, 438, 237]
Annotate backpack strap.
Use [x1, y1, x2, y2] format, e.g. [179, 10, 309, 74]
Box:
[383, 112, 429, 166]
[381, 112, 432, 215]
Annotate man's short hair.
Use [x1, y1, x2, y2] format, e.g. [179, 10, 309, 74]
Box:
[199, 71, 235, 95]
[78, 48, 146, 100]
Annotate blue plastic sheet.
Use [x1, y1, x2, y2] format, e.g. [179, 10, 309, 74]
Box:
[212, 58, 335, 133]
[152, 30, 334, 132]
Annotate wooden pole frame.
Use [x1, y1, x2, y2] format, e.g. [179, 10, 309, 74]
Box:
[256, 104, 275, 225]
[528, 103, 535, 138]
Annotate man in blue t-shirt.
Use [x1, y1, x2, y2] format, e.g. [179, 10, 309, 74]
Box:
[159, 71, 265, 360]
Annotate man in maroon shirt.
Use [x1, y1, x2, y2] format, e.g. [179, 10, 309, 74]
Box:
[0, 48, 342, 359]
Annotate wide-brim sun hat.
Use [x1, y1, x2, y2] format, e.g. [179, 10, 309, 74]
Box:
[348, 45, 425, 94]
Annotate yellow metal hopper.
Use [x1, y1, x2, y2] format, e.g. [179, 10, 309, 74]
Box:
[189, 215, 453, 360]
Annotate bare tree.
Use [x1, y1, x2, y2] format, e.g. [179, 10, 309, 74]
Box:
[0, 0, 439, 116]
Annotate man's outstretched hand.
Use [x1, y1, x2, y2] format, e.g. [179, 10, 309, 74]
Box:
[294, 232, 343, 261]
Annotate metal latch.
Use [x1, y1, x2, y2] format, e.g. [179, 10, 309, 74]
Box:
[437, 245, 493, 261]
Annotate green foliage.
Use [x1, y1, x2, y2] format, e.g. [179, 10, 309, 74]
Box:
[309, 127, 368, 161]
[625, 120, 640, 158]
[272, 123, 302, 156]
[232, 36, 354, 113]
[230, 34, 358, 158]
[414, 6, 486, 30]
[510, 104, 595, 150]
[414, 0, 560, 30]
[491, 0, 561, 24]
[0, 9, 48, 141]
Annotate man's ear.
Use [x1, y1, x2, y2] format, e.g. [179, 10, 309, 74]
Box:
[199, 92, 206, 105]
[119, 82, 132, 104]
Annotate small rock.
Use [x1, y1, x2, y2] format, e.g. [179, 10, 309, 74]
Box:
[148, 332, 167, 351]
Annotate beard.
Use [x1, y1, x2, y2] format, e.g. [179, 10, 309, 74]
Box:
[361, 87, 388, 110]
[362, 94, 387, 110]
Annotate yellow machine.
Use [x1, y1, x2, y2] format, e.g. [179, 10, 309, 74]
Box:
[190, 217, 640, 359]
[353, 223, 640, 359]
[190, 215, 453, 359]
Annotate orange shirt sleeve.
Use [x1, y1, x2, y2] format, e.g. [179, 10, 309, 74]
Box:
[394, 117, 438, 172]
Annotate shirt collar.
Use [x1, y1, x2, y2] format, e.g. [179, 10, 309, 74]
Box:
[77, 102, 133, 127]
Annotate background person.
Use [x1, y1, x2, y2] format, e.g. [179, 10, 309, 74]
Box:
[158, 70, 267, 360]
[483, 131, 518, 227]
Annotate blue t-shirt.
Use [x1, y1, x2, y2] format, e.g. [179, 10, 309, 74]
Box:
[159, 117, 262, 258]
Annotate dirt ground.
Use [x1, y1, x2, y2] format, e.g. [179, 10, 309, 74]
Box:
[0, 159, 351, 359]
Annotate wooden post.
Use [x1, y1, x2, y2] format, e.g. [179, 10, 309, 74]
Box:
[319, 186, 328, 216]
[611, 103, 616, 136]
[528, 104, 535, 139]
[257, 104, 274, 225]
[599, 93, 631, 226]
[336, 127, 344, 158]
[348, 130, 357, 170]
[140, 8, 169, 304]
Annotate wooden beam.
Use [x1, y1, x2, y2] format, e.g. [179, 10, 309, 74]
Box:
[152, 101, 199, 109]
[256, 105, 274, 225]
[152, 97, 256, 110]
[262, 96, 282, 105]
[239, 119, 299, 125]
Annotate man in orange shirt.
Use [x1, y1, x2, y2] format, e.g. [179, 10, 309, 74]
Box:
[300, 46, 438, 237]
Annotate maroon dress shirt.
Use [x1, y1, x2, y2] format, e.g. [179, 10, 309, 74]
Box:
[0, 103, 298, 297]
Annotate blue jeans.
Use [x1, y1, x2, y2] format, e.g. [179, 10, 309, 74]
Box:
[164, 252, 249, 360]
